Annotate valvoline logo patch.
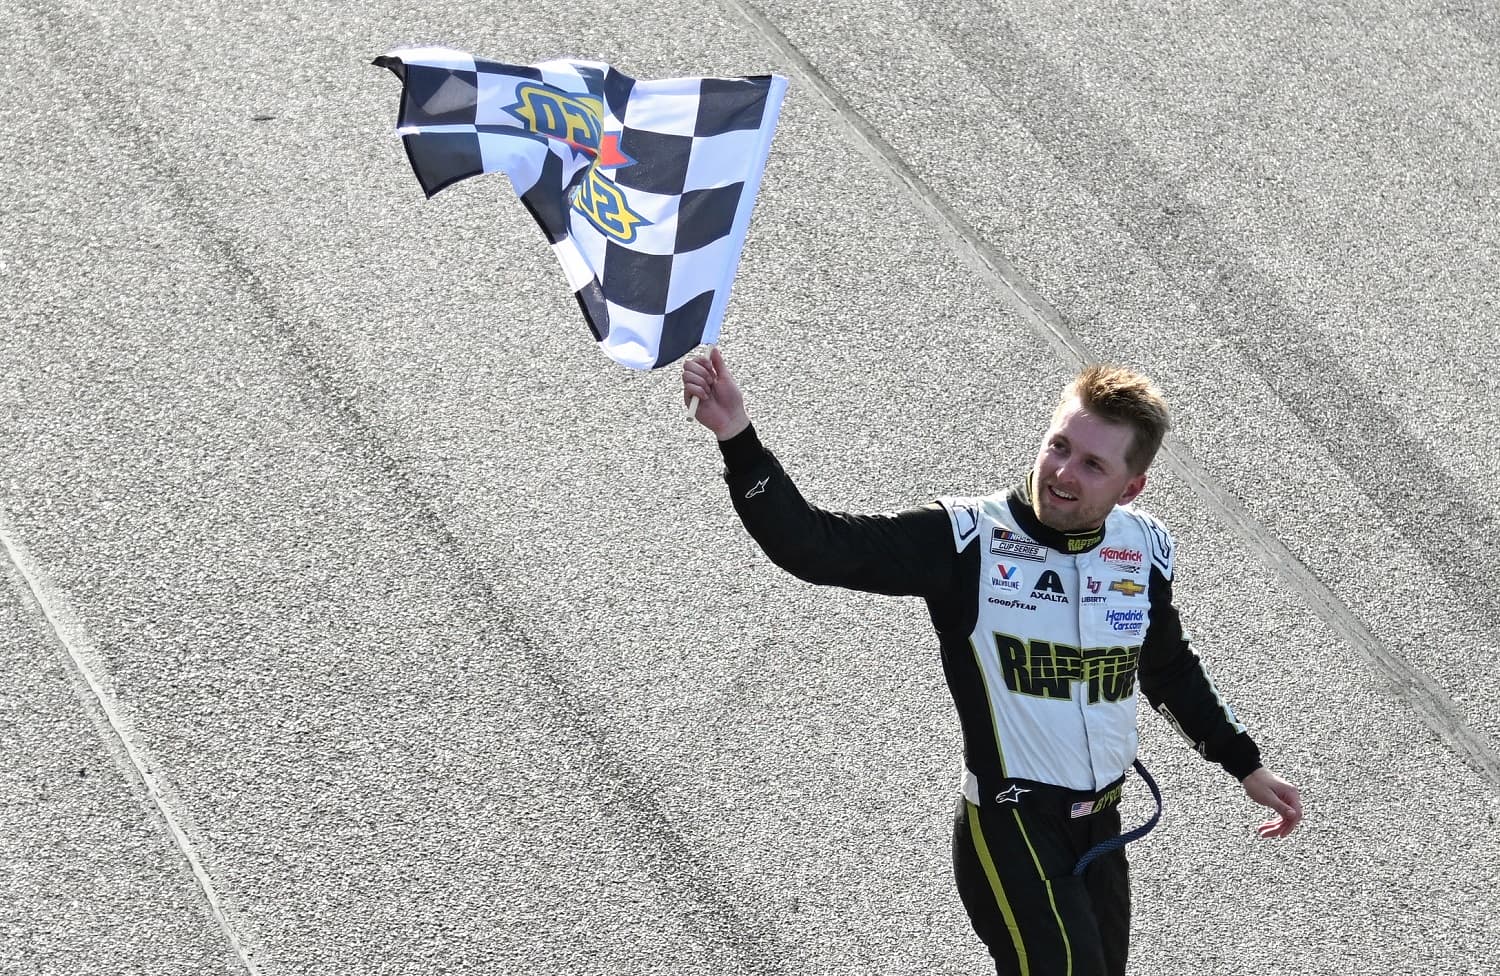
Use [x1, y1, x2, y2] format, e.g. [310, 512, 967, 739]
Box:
[990, 563, 1022, 590]
[504, 82, 649, 243]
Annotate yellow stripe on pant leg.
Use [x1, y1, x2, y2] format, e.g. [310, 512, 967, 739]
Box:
[966, 800, 1030, 976]
[1011, 808, 1073, 976]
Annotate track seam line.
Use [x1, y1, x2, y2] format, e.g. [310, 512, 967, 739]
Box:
[721, 0, 1500, 790]
[0, 512, 264, 975]
[11, 6, 798, 969]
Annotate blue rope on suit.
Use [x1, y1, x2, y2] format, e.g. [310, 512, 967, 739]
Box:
[1073, 759, 1163, 876]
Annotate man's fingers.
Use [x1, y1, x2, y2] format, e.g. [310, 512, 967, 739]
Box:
[1254, 801, 1302, 838]
[1274, 785, 1303, 820]
[1256, 819, 1287, 839]
[1243, 776, 1303, 839]
[682, 359, 717, 399]
[683, 359, 717, 387]
[1256, 813, 1295, 838]
[1270, 800, 1300, 827]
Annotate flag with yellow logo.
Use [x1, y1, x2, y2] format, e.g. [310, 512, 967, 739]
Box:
[374, 48, 788, 370]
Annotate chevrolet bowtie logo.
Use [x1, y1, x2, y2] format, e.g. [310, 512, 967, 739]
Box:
[1109, 578, 1146, 597]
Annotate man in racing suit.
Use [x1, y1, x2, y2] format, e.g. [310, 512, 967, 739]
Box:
[681, 348, 1303, 976]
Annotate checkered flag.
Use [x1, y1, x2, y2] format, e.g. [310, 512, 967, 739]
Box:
[374, 47, 788, 370]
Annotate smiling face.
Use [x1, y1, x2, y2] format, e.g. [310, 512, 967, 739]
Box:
[1030, 397, 1149, 532]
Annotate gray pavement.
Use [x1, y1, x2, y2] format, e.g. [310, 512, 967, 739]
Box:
[0, 555, 234, 976]
[3, 0, 1498, 974]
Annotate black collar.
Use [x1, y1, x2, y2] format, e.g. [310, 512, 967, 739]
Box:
[1008, 477, 1106, 554]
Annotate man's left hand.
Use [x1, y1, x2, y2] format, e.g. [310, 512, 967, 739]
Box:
[1242, 767, 1303, 839]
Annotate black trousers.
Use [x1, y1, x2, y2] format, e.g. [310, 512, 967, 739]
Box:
[952, 795, 1131, 976]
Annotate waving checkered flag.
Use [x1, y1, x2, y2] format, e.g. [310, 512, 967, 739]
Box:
[374, 48, 788, 370]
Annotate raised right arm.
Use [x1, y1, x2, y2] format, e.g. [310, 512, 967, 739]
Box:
[683, 348, 958, 599]
[717, 423, 955, 598]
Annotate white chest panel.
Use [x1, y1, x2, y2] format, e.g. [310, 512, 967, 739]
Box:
[954, 496, 1164, 790]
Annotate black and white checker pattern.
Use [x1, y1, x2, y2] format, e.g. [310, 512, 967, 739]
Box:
[375, 47, 788, 370]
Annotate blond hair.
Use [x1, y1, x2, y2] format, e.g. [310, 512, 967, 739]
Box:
[1057, 364, 1171, 474]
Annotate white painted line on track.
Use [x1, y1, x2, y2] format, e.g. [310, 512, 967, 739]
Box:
[719, 0, 1500, 791]
[0, 510, 264, 976]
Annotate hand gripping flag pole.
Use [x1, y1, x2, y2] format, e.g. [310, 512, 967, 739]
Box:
[1072, 759, 1164, 876]
[374, 49, 787, 374]
[684, 342, 716, 420]
[686, 362, 707, 419]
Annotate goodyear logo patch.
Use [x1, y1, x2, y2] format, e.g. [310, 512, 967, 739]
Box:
[505, 82, 648, 243]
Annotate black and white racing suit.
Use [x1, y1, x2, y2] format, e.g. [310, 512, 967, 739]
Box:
[717, 425, 1262, 976]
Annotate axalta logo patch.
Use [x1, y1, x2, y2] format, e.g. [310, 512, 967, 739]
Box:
[1109, 578, 1146, 598]
[505, 82, 648, 243]
[1030, 569, 1068, 604]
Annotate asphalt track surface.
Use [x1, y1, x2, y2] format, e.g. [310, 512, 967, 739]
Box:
[3, 1, 1498, 974]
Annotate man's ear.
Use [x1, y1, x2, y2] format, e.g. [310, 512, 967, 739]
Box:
[1117, 473, 1147, 507]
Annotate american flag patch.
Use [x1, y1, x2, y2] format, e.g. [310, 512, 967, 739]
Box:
[1070, 800, 1096, 819]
